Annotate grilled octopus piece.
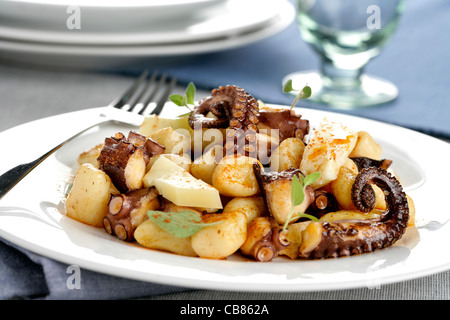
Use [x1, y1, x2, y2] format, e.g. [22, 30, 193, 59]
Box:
[305, 189, 340, 219]
[351, 157, 392, 171]
[240, 216, 289, 262]
[298, 167, 409, 259]
[188, 85, 260, 157]
[258, 109, 309, 141]
[103, 187, 160, 242]
[97, 131, 165, 193]
[253, 165, 315, 226]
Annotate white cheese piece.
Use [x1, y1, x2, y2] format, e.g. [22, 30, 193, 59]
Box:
[143, 155, 223, 209]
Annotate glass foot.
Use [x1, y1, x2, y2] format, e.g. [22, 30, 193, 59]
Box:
[283, 71, 398, 109]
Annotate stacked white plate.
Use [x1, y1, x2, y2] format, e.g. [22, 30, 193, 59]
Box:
[0, 0, 295, 68]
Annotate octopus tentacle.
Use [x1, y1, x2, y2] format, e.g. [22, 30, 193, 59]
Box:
[188, 85, 259, 156]
[103, 188, 160, 242]
[240, 216, 289, 262]
[298, 167, 409, 259]
[305, 189, 340, 219]
[258, 109, 309, 141]
[350, 157, 392, 171]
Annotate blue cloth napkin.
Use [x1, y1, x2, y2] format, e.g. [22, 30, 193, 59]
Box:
[117, 0, 450, 138]
[1, 0, 449, 300]
[0, 237, 186, 300]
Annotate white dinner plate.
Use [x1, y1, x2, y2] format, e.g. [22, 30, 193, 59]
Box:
[0, 0, 294, 69]
[0, 0, 282, 45]
[0, 0, 225, 33]
[0, 103, 448, 292]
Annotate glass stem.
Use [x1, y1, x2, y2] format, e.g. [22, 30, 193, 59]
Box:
[321, 59, 364, 90]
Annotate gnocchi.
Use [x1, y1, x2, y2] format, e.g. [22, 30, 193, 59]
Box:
[191, 210, 247, 259]
[269, 137, 305, 171]
[211, 155, 262, 198]
[65, 163, 118, 227]
[63, 89, 416, 263]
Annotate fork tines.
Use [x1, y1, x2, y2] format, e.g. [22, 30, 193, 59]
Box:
[113, 70, 177, 116]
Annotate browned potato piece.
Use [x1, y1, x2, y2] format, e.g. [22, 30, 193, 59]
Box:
[65, 163, 117, 227]
[134, 201, 200, 256]
[134, 220, 198, 257]
[212, 155, 261, 197]
[330, 166, 358, 210]
[269, 137, 305, 171]
[191, 210, 247, 259]
[191, 145, 223, 185]
[77, 143, 103, 168]
[139, 114, 192, 137]
[406, 194, 415, 227]
[148, 127, 191, 156]
[349, 131, 382, 160]
[222, 196, 267, 224]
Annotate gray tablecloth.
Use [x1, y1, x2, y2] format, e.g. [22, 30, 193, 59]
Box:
[1, 0, 450, 300]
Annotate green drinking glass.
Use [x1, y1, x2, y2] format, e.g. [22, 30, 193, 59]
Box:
[284, 0, 405, 109]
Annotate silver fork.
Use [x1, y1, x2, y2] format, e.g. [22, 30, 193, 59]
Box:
[0, 70, 177, 200]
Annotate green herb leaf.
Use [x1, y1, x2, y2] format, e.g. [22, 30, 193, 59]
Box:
[291, 174, 304, 207]
[169, 94, 184, 106]
[282, 171, 321, 232]
[147, 210, 221, 238]
[301, 85, 312, 99]
[303, 171, 321, 187]
[283, 79, 294, 93]
[177, 111, 192, 118]
[169, 82, 197, 112]
[185, 82, 196, 105]
[296, 213, 320, 222]
[283, 79, 312, 109]
[181, 95, 188, 108]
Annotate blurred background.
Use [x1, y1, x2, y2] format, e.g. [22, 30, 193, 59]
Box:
[0, 0, 449, 300]
[1, 0, 448, 138]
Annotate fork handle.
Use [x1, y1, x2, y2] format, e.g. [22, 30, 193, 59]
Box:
[0, 148, 59, 200]
[0, 117, 110, 201]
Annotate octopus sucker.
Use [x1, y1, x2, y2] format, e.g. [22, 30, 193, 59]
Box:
[299, 167, 409, 259]
[188, 85, 259, 157]
[305, 189, 340, 219]
[240, 216, 289, 262]
[103, 187, 160, 242]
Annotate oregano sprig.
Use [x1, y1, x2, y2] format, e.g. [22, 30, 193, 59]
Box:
[148, 209, 222, 238]
[282, 172, 321, 232]
[169, 82, 196, 117]
[283, 79, 312, 110]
